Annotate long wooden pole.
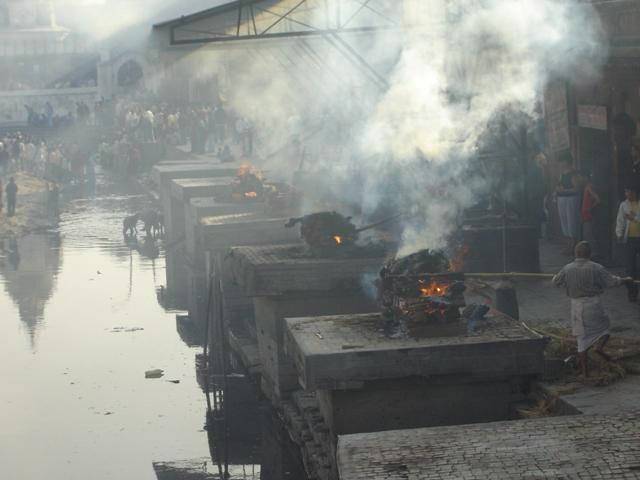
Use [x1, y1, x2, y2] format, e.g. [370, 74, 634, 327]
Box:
[386, 271, 640, 284]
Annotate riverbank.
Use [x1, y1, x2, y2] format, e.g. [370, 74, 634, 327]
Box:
[0, 172, 52, 238]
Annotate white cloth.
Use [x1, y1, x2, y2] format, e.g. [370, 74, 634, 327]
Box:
[570, 296, 610, 352]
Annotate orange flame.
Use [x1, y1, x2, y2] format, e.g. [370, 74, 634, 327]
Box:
[419, 280, 449, 297]
[334, 235, 343, 245]
[244, 191, 258, 198]
[237, 164, 261, 179]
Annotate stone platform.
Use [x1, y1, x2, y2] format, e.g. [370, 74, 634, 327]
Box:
[184, 198, 266, 260]
[228, 244, 384, 297]
[151, 161, 240, 189]
[153, 162, 241, 240]
[184, 212, 301, 341]
[170, 177, 234, 204]
[197, 213, 300, 255]
[228, 244, 387, 404]
[154, 161, 242, 306]
[337, 411, 640, 479]
[169, 177, 235, 244]
[285, 312, 546, 442]
[284, 313, 546, 390]
[189, 196, 263, 222]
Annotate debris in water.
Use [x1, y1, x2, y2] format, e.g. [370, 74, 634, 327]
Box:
[110, 327, 144, 333]
[145, 369, 164, 378]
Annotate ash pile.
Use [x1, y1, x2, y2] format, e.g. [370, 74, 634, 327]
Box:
[285, 211, 391, 258]
[378, 249, 488, 336]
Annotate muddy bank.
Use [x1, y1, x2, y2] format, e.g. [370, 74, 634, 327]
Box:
[0, 173, 53, 238]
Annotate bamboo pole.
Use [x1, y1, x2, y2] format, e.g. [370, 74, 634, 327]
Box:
[386, 271, 640, 284]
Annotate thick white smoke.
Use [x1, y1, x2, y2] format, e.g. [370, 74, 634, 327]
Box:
[359, 0, 604, 255]
[170, 0, 603, 256]
[65, 0, 602, 257]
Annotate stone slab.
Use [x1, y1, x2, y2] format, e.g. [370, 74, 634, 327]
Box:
[228, 244, 385, 297]
[337, 411, 640, 480]
[152, 161, 240, 187]
[185, 205, 274, 260]
[199, 214, 300, 252]
[189, 196, 264, 219]
[253, 292, 377, 399]
[285, 313, 547, 390]
[170, 177, 234, 203]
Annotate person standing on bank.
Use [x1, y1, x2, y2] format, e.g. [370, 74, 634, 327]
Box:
[556, 154, 581, 255]
[581, 172, 601, 260]
[616, 184, 640, 302]
[6, 176, 17, 217]
[552, 241, 631, 377]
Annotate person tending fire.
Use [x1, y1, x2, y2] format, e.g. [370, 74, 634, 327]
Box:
[552, 241, 633, 377]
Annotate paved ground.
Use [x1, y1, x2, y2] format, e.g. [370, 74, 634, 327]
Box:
[512, 240, 640, 415]
[518, 240, 640, 335]
[337, 411, 640, 480]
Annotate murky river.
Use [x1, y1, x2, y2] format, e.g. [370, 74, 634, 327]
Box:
[0, 182, 305, 480]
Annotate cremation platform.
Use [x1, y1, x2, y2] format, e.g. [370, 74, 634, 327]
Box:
[184, 198, 266, 260]
[196, 213, 300, 255]
[152, 161, 240, 188]
[185, 213, 302, 347]
[337, 411, 640, 480]
[169, 177, 234, 242]
[284, 312, 546, 439]
[189, 197, 263, 222]
[228, 244, 387, 403]
[170, 177, 233, 204]
[153, 162, 241, 240]
[229, 244, 385, 296]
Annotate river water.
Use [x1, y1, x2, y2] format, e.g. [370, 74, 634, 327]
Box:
[0, 182, 305, 480]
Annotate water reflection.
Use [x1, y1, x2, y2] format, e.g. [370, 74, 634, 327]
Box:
[0, 180, 308, 479]
[0, 233, 62, 348]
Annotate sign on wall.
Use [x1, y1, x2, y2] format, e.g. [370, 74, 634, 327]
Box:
[577, 105, 608, 131]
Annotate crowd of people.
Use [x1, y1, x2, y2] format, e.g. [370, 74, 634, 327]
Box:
[1, 93, 256, 189]
[113, 101, 253, 156]
[0, 132, 93, 185]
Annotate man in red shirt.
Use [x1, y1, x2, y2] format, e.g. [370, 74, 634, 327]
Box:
[581, 172, 601, 260]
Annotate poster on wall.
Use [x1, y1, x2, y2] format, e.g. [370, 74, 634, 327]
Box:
[577, 104, 608, 131]
[544, 81, 571, 153]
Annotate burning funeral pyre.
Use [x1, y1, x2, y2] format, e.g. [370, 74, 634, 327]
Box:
[231, 164, 265, 201]
[219, 164, 301, 210]
[379, 249, 467, 326]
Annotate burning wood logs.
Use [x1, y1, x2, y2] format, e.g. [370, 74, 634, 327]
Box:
[231, 164, 265, 201]
[379, 249, 466, 325]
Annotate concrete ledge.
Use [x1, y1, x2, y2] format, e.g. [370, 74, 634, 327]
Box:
[228, 244, 385, 297]
[337, 411, 640, 479]
[189, 196, 265, 219]
[199, 215, 300, 251]
[285, 313, 547, 390]
[152, 161, 241, 187]
[170, 177, 234, 202]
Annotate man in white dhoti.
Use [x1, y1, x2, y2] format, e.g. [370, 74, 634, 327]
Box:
[552, 241, 632, 377]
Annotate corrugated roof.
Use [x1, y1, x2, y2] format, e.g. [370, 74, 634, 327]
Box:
[153, 0, 253, 29]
